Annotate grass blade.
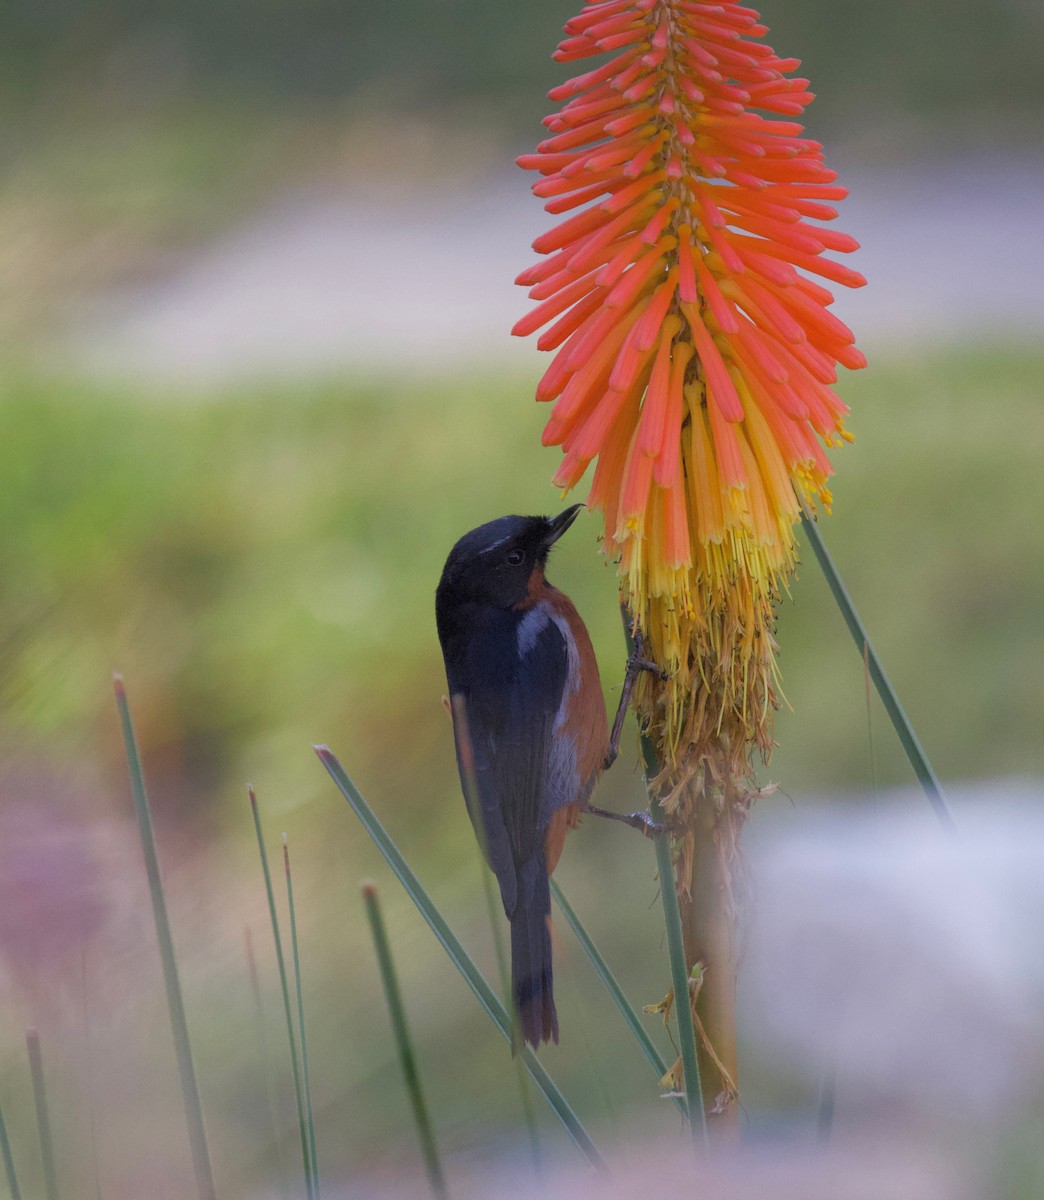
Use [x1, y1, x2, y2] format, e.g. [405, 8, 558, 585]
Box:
[249, 789, 313, 1200]
[25, 1030, 59, 1200]
[313, 745, 607, 1173]
[283, 836, 320, 1199]
[243, 928, 291, 1200]
[549, 881, 685, 1116]
[798, 511, 957, 833]
[79, 954, 103, 1200]
[0, 1099, 20, 1200]
[450, 695, 542, 1170]
[362, 884, 449, 1200]
[113, 676, 217, 1200]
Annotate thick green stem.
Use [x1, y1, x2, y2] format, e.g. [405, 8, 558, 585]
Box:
[679, 801, 738, 1136]
[622, 607, 733, 1144]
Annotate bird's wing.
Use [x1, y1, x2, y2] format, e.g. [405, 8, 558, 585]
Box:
[453, 608, 568, 917]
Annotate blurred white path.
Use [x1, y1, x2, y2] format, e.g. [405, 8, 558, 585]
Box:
[70, 155, 1044, 383]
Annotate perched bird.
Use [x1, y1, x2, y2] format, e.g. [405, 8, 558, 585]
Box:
[435, 505, 610, 1048]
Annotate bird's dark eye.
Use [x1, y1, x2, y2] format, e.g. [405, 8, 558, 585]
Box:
[506, 549, 525, 567]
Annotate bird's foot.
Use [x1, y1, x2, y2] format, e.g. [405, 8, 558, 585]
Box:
[586, 802, 665, 838]
[627, 629, 669, 682]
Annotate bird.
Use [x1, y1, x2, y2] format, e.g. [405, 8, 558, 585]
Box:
[436, 505, 658, 1049]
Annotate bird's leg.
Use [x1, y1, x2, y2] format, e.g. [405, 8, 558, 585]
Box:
[603, 628, 667, 771]
[585, 630, 668, 838]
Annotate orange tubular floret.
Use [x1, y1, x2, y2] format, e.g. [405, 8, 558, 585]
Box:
[635, 319, 679, 455]
[661, 458, 693, 569]
[617, 425, 656, 532]
[681, 303, 744, 421]
[547, 305, 644, 433]
[653, 341, 694, 486]
[706, 384, 747, 490]
[736, 429, 774, 543]
[537, 287, 606, 352]
[632, 270, 679, 350]
[686, 388, 725, 544]
[588, 395, 638, 515]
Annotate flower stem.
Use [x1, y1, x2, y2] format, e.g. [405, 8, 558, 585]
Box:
[621, 608, 708, 1145]
[677, 797, 739, 1137]
[642, 740, 710, 1147]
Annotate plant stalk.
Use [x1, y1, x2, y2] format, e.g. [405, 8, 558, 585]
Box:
[678, 798, 738, 1136]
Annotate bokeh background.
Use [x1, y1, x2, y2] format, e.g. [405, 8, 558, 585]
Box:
[1, 2, 1043, 1197]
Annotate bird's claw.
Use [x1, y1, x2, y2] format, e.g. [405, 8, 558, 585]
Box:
[628, 630, 668, 682]
[586, 802, 665, 838]
[628, 655, 668, 681]
[628, 809, 666, 838]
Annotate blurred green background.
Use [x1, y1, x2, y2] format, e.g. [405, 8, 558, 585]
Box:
[1, 2, 1042, 1197]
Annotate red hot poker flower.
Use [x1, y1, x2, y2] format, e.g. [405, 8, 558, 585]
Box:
[516, 0, 865, 767]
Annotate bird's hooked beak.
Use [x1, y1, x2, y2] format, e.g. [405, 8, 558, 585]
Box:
[543, 504, 585, 547]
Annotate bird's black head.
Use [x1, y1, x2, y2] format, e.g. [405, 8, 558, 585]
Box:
[436, 505, 584, 615]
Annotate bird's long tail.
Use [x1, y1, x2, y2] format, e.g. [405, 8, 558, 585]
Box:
[511, 854, 558, 1050]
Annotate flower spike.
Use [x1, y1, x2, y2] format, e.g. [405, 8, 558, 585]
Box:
[516, 0, 865, 773]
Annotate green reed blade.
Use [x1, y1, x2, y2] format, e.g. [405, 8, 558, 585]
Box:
[362, 884, 449, 1200]
[799, 511, 957, 833]
[0, 1099, 20, 1200]
[549, 881, 685, 1116]
[79, 953, 103, 1200]
[863, 641, 880, 806]
[313, 746, 606, 1173]
[25, 1030, 59, 1200]
[283, 837, 320, 1199]
[113, 676, 217, 1200]
[450, 695, 542, 1170]
[249, 789, 313, 1200]
[243, 927, 291, 1200]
